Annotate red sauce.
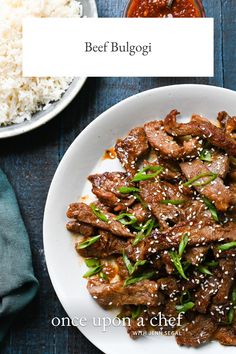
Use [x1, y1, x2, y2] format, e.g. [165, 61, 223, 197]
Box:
[127, 0, 205, 18]
[103, 147, 117, 160]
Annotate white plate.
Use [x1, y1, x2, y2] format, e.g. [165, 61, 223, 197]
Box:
[0, 0, 98, 139]
[43, 84, 236, 354]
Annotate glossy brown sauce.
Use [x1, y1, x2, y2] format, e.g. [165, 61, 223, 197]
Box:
[103, 264, 118, 280]
[127, 0, 204, 18]
[103, 147, 117, 160]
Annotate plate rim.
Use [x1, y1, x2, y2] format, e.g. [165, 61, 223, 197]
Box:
[43, 83, 236, 354]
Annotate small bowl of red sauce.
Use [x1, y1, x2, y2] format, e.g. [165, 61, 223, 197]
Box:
[125, 0, 205, 18]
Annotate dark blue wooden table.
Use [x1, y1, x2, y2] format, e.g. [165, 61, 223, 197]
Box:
[1, 0, 236, 353]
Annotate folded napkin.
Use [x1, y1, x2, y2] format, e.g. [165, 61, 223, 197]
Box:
[0, 169, 39, 343]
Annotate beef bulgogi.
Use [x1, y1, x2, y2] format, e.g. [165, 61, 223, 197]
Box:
[67, 110, 236, 347]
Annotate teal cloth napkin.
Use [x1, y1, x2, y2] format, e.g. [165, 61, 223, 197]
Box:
[0, 169, 39, 343]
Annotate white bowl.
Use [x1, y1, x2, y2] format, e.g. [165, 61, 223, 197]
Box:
[43, 84, 236, 354]
[0, 0, 98, 139]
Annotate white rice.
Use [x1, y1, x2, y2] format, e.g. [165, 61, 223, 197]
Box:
[0, 0, 82, 125]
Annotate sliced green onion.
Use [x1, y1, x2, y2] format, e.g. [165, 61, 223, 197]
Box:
[132, 165, 163, 182]
[202, 197, 219, 222]
[132, 305, 142, 320]
[183, 172, 218, 187]
[83, 265, 102, 278]
[132, 219, 156, 246]
[200, 149, 212, 162]
[205, 260, 219, 268]
[160, 199, 186, 205]
[180, 291, 191, 304]
[176, 302, 195, 313]
[178, 233, 189, 257]
[169, 251, 188, 280]
[78, 235, 101, 249]
[99, 271, 108, 280]
[124, 271, 155, 287]
[227, 308, 235, 325]
[91, 204, 109, 222]
[218, 242, 236, 251]
[122, 251, 134, 275]
[231, 288, 236, 305]
[115, 213, 137, 225]
[84, 258, 100, 267]
[133, 193, 147, 208]
[119, 186, 140, 194]
[122, 251, 146, 275]
[132, 260, 147, 274]
[197, 265, 212, 276]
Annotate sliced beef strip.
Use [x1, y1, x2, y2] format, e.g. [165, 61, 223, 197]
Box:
[180, 159, 231, 211]
[154, 156, 182, 180]
[115, 127, 149, 175]
[128, 203, 150, 224]
[182, 199, 213, 225]
[125, 240, 147, 262]
[207, 152, 229, 179]
[218, 111, 236, 139]
[116, 256, 129, 279]
[144, 120, 200, 159]
[66, 221, 94, 237]
[209, 303, 230, 324]
[176, 315, 217, 347]
[127, 314, 150, 339]
[67, 202, 133, 238]
[194, 275, 220, 314]
[87, 278, 159, 308]
[214, 326, 236, 346]
[76, 230, 128, 259]
[164, 109, 236, 156]
[161, 252, 176, 274]
[146, 221, 236, 254]
[212, 258, 236, 305]
[184, 246, 209, 266]
[157, 277, 180, 298]
[139, 179, 187, 229]
[88, 172, 135, 210]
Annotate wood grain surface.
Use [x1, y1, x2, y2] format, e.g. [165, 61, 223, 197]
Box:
[0, 0, 234, 353]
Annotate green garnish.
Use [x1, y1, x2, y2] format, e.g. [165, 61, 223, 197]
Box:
[132, 165, 163, 182]
[124, 271, 155, 286]
[205, 260, 219, 268]
[133, 193, 147, 208]
[199, 149, 212, 162]
[91, 204, 109, 222]
[99, 271, 108, 280]
[85, 258, 100, 267]
[119, 187, 140, 194]
[122, 251, 146, 275]
[180, 291, 191, 304]
[218, 242, 236, 251]
[132, 305, 142, 320]
[202, 197, 219, 221]
[178, 233, 189, 257]
[197, 265, 212, 276]
[232, 288, 236, 305]
[169, 251, 188, 280]
[84, 265, 102, 278]
[132, 219, 156, 246]
[122, 251, 134, 275]
[227, 308, 235, 325]
[84, 258, 104, 278]
[115, 213, 137, 225]
[160, 199, 186, 205]
[183, 172, 217, 187]
[78, 235, 101, 249]
[176, 302, 195, 313]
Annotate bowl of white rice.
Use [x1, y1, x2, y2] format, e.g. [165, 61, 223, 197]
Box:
[0, 0, 98, 138]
